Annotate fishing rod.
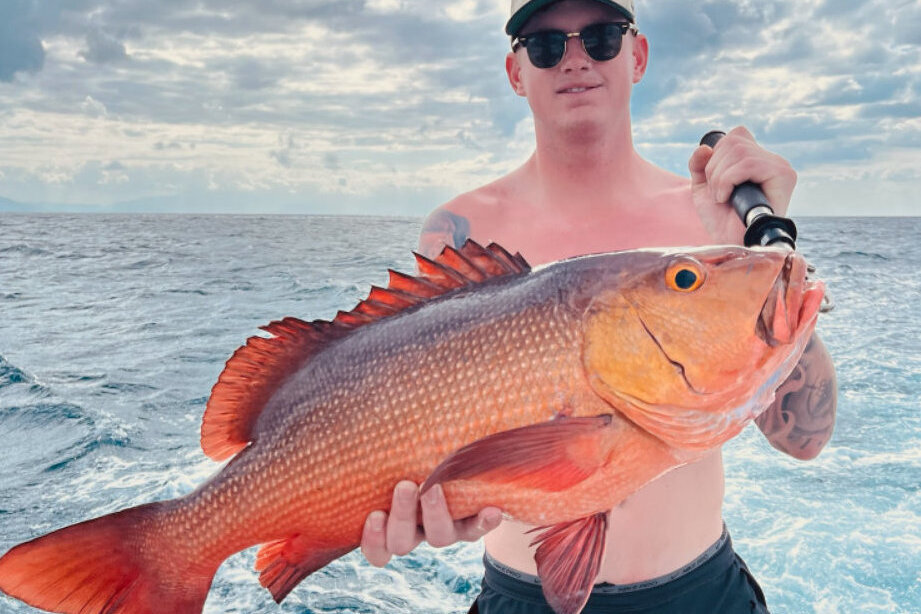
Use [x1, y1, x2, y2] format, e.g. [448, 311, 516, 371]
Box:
[699, 130, 834, 312]
[699, 130, 799, 249]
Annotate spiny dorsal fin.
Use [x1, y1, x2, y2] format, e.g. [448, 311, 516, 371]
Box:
[200, 240, 531, 461]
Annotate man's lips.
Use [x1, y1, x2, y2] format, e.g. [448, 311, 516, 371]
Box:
[557, 84, 601, 94]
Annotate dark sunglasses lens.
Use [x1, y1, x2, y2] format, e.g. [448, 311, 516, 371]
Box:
[581, 23, 623, 62]
[526, 31, 567, 69]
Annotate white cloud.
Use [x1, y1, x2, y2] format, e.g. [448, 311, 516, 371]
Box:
[0, 0, 917, 215]
[80, 95, 108, 117]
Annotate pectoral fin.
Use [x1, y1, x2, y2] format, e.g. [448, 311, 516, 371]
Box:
[529, 512, 609, 614]
[421, 415, 614, 494]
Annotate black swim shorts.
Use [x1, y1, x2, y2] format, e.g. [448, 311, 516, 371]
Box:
[467, 528, 770, 614]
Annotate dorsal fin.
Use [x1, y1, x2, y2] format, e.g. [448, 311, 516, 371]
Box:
[200, 240, 531, 461]
[201, 317, 340, 461]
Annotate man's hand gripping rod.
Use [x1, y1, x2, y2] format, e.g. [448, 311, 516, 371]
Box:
[700, 131, 834, 312]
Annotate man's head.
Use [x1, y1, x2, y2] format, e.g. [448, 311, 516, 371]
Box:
[504, 0, 647, 138]
[506, 0, 635, 37]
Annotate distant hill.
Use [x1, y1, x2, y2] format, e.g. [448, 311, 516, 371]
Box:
[0, 194, 257, 214]
[0, 196, 31, 212]
[0, 196, 113, 213]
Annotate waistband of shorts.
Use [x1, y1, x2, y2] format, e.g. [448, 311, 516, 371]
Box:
[482, 524, 732, 603]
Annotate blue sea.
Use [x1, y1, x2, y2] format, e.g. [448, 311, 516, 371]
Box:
[0, 214, 919, 614]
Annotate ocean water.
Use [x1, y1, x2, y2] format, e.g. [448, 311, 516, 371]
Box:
[0, 214, 918, 614]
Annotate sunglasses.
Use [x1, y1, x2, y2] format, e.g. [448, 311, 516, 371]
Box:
[512, 22, 638, 69]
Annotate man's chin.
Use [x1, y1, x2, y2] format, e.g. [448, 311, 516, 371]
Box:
[556, 115, 610, 141]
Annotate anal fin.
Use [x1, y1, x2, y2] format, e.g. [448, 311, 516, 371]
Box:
[255, 536, 355, 603]
[529, 512, 609, 614]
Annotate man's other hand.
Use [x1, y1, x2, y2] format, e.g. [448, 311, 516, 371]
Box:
[360, 480, 503, 567]
[688, 126, 798, 245]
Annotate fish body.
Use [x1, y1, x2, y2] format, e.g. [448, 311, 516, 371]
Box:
[0, 241, 824, 614]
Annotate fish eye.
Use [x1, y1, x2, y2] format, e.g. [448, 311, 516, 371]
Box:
[665, 259, 705, 292]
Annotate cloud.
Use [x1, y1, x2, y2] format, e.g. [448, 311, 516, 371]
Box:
[323, 152, 340, 171]
[270, 134, 297, 168]
[0, 0, 918, 215]
[79, 28, 128, 63]
[80, 95, 108, 117]
[0, 0, 46, 81]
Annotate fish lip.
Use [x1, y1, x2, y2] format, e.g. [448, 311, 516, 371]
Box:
[756, 252, 824, 346]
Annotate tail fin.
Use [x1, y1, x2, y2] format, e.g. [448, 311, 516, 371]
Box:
[0, 502, 215, 614]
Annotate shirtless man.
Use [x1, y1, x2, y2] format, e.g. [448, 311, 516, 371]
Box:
[361, 1, 838, 612]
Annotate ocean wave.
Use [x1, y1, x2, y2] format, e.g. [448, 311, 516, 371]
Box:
[0, 355, 32, 387]
[43, 433, 133, 474]
[126, 257, 169, 270]
[0, 244, 52, 256]
[99, 381, 159, 395]
[164, 288, 209, 296]
[834, 250, 891, 261]
[0, 401, 89, 425]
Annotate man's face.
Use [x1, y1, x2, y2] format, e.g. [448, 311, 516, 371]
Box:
[506, 0, 647, 135]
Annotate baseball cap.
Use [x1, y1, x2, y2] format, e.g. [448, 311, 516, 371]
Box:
[506, 0, 635, 36]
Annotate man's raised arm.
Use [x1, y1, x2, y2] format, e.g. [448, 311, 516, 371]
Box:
[755, 334, 837, 460]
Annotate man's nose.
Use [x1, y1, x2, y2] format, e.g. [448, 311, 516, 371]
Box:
[559, 38, 591, 71]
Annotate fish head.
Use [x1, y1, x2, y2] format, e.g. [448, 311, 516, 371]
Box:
[579, 246, 825, 450]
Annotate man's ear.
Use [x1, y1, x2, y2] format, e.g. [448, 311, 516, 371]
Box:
[506, 52, 527, 96]
[632, 33, 649, 83]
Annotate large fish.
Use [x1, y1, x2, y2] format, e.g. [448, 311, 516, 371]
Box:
[0, 241, 824, 614]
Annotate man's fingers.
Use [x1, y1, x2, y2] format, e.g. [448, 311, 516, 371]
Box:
[456, 507, 504, 542]
[704, 134, 750, 201]
[704, 128, 795, 208]
[361, 511, 392, 567]
[709, 155, 763, 204]
[727, 125, 755, 142]
[710, 153, 796, 209]
[386, 480, 424, 556]
[420, 484, 458, 548]
[688, 145, 714, 187]
[362, 482, 503, 565]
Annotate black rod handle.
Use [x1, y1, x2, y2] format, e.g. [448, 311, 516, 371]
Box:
[700, 130, 798, 250]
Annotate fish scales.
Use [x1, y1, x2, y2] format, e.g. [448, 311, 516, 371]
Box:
[193, 272, 591, 551]
[138, 267, 587, 569]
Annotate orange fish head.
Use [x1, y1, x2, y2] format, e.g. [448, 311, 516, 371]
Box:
[580, 246, 825, 450]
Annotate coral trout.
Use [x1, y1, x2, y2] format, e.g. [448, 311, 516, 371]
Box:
[0, 241, 824, 614]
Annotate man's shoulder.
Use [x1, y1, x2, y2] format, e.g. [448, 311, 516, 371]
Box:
[418, 179, 513, 258]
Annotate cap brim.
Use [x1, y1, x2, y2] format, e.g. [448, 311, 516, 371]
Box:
[506, 0, 634, 36]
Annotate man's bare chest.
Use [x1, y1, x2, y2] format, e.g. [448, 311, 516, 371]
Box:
[475, 203, 715, 265]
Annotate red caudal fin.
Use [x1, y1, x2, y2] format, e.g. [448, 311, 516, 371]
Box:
[529, 513, 609, 614]
[0, 502, 216, 614]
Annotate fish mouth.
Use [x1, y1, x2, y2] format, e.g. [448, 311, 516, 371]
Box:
[756, 252, 825, 347]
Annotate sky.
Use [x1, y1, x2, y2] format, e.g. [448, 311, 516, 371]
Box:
[0, 0, 919, 216]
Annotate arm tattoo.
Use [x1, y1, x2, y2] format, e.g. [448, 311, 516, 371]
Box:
[418, 210, 471, 259]
[755, 334, 838, 460]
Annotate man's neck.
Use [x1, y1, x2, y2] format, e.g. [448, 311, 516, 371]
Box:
[528, 118, 649, 210]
